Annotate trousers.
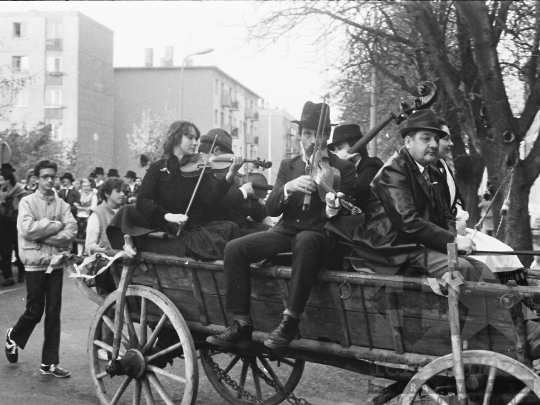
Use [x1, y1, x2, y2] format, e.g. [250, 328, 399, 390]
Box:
[10, 269, 63, 365]
[224, 229, 332, 314]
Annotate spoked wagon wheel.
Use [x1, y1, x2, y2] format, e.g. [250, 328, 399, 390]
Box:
[201, 347, 305, 405]
[88, 285, 198, 405]
[400, 350, 540, 405]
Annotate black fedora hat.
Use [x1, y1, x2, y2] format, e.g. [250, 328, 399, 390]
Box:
[95, 167, 105, 175]
[399, 109, 447, 138]
[201, 128, 233, 154]
[328, 124, 363, 150]
[60, 172, 75, 183]
[292, 101, 332, 130]
[88, 172, 96, 179]
[125, 170, 137, 179]
[107, 168, 120, 178]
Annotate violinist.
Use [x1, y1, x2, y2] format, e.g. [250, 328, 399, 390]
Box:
[328, 124, 383, 205]
[136, 121, 243, 261]
[207, 101, 355, 350]
[198, 128, 270, 235]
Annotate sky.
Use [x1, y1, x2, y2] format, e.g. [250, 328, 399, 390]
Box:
[2, 1, 344, 121]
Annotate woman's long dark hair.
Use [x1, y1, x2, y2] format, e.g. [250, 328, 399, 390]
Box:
[1, 172, 16, 187]
[162, 121, 201, 157]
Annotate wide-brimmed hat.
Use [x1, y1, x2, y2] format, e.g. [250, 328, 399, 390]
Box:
[200, 128, 233, 153]
[328, 124, 363, 150]
[94, 167, 105, 175]
[107, 168, 119, 178]
[88, 172, 96, 179]
[399, 109, 448, 138]
[292, 101, 332, 130]
[125, 170, 137, 179]
[60, 172, 75, 183]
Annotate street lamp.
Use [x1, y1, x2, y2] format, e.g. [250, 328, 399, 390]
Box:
[180, 47, 214, 120]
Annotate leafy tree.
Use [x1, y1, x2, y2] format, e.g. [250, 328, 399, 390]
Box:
[247, 1, 540, 264]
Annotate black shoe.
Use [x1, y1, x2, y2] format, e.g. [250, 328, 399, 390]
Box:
[2, 278, 14, 287]
[206, 320, 253, 348]
[5, 328, 18, 364]
[264, 314, 300, 350]
[40, 364, 71, 378]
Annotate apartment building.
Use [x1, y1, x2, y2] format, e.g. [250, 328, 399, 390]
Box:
[0, 10, 115, 175]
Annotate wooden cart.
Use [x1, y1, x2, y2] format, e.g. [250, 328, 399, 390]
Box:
[68, 239, 540, 405]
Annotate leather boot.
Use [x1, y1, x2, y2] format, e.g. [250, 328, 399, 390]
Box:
[206, 320, 253, 348]
[264, 313, 300, 350]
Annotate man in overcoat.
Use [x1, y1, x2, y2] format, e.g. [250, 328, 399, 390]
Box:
[207, 101, 356, 350]
[326, 109, 485, 279]
[58, 172, 80, 218]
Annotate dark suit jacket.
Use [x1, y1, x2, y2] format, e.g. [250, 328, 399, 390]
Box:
[353, 156, 384, 203]
[58, 187, 80, 216]
[123, 183, 140, 204]
[266, 152, 356, 234]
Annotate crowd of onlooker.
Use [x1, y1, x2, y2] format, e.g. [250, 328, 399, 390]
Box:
[0, 163, 141, 287]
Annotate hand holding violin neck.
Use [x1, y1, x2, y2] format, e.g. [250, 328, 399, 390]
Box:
[225, 156, 244, 184]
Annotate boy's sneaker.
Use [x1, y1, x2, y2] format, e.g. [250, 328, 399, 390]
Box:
[40, 364, 71, 378]
[5, 328, 18, 363]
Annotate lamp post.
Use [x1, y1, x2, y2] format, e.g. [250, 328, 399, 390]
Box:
[180, 48, 214, 120]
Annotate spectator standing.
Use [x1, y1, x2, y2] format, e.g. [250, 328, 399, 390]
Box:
[74, 178, 98, 256]
[135, 177, 142, 187]
[123, 170, 139, 204]
[0, 172, 27, 286]
[88, 172, 97, 189]
[107, 169, 119, 179]
[5, 159, 77, 377]
[58, 172, 80, 218]
[94, 167, 105, 188]
[23, 169, 37, 194]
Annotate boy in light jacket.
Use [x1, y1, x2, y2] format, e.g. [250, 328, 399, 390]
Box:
[5, 160, 77, 378]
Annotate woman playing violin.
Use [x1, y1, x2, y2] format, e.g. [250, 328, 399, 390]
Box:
[136, 121, 244, 260]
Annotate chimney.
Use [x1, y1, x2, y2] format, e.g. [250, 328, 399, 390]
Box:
[164, 46, 174, 67]
[144, 48, 153, 67]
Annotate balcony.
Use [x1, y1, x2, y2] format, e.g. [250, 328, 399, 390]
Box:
[221, 91, 231, 107]
[46, 38, 63, 51]
[245, 108, 255, 119]
[45, 108, 62, 119]
[230, 100, 239, 110]
[45, 72, 63, 85]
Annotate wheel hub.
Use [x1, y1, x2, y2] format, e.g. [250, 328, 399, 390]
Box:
[105, 349, 146, 379]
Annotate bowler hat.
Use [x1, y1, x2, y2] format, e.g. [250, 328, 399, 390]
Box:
[328, 124, 363, 150]
[1, 163, 15, 174]
[125, 170, 137, 179]
[60, 172, 75, 183]
[399, 109, 447, 138]
[200, 129, 233, 154]
[107, 169, 120, 178]
[292, 101, 332, 130]
[95, 167, 105, 175]
[88, 172, 96, 179]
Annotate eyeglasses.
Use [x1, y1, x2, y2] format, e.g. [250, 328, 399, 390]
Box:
[39, 174, 56, 180]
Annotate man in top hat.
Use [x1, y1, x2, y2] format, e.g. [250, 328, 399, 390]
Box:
[58, 172, 80, 217]
[198, 128, 269, 234]
[94, 167, 105, 188]
[326, 109, 486, 280]
[207, 101, 355, 350]
[328, 124, 384, 203]
[123, 170, 139, 204]
[88, 172, 97, 189]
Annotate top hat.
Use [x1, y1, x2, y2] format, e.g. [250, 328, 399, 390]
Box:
[107, 169, 120, 178]
[328, 124, 363, 150]
[1, 163, 15, 174]
[95, 167, 105, 175]
[398, 109, 447, 138]
[292, 101, 332, 130]
[125, 170, 137, 179]
[200, 128, 233, 153]
[60, 172, 75, 183]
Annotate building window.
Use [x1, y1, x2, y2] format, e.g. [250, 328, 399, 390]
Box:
[228, 114, 232, 125]
[215, 109, 218, 125]
[13, 22, 28, 39]
[46, 20, 63, 39]
[51, 124, 62, 141]
[215, 79, 219, 94]
[14, 90, 28, 107]
[12, 56, 29, 73]
[220, 112, 224, 127]
[46, 56, 62, 73]
[45, 89, 62, 107]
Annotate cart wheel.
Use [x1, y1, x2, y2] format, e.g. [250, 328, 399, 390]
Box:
[88, 285, 198, 405]
[400, 350, 540, 405]
[66, 263, 106, 305]
[201, 348, 305, 405]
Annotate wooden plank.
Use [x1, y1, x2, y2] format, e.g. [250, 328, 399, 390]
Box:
[331, 282, 351, 348]
[186, 268, 209, 326]
[386, 287, 404, 354]
[112, 262, 136, 360]
[210, 271, 228, 327]
[359, 285, 373, 349]
[510, 301, 529, 366]
[366, 379, 404, 405]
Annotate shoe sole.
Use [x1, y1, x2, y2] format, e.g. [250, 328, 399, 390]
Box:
[40, 370, 71, 378]
[206, 335, 252, 348]
[264, 334, 300, 350]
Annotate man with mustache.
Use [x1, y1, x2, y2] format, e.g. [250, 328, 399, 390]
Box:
[326, 109, 485, 280]
[207, 101, 355, 349]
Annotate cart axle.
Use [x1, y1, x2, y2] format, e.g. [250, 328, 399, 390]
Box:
[105, 349, 146, 379]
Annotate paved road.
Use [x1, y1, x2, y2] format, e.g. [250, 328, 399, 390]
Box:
[0, 270, 373, 405]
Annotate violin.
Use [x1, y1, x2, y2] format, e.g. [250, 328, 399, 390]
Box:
[233, 172, 273, 200]
[180, 153, 272, 177]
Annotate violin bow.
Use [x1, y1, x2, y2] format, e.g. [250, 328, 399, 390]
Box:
[303, 96, 330, 211]
[176, 134, 219, 236]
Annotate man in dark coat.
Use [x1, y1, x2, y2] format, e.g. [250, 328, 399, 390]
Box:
[326, 109, 485, 280]
[58, 172, 80, 218]
[123, 170, 140, 204]
[207, 101, 356, 350]
[328, 123, 384, 203]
